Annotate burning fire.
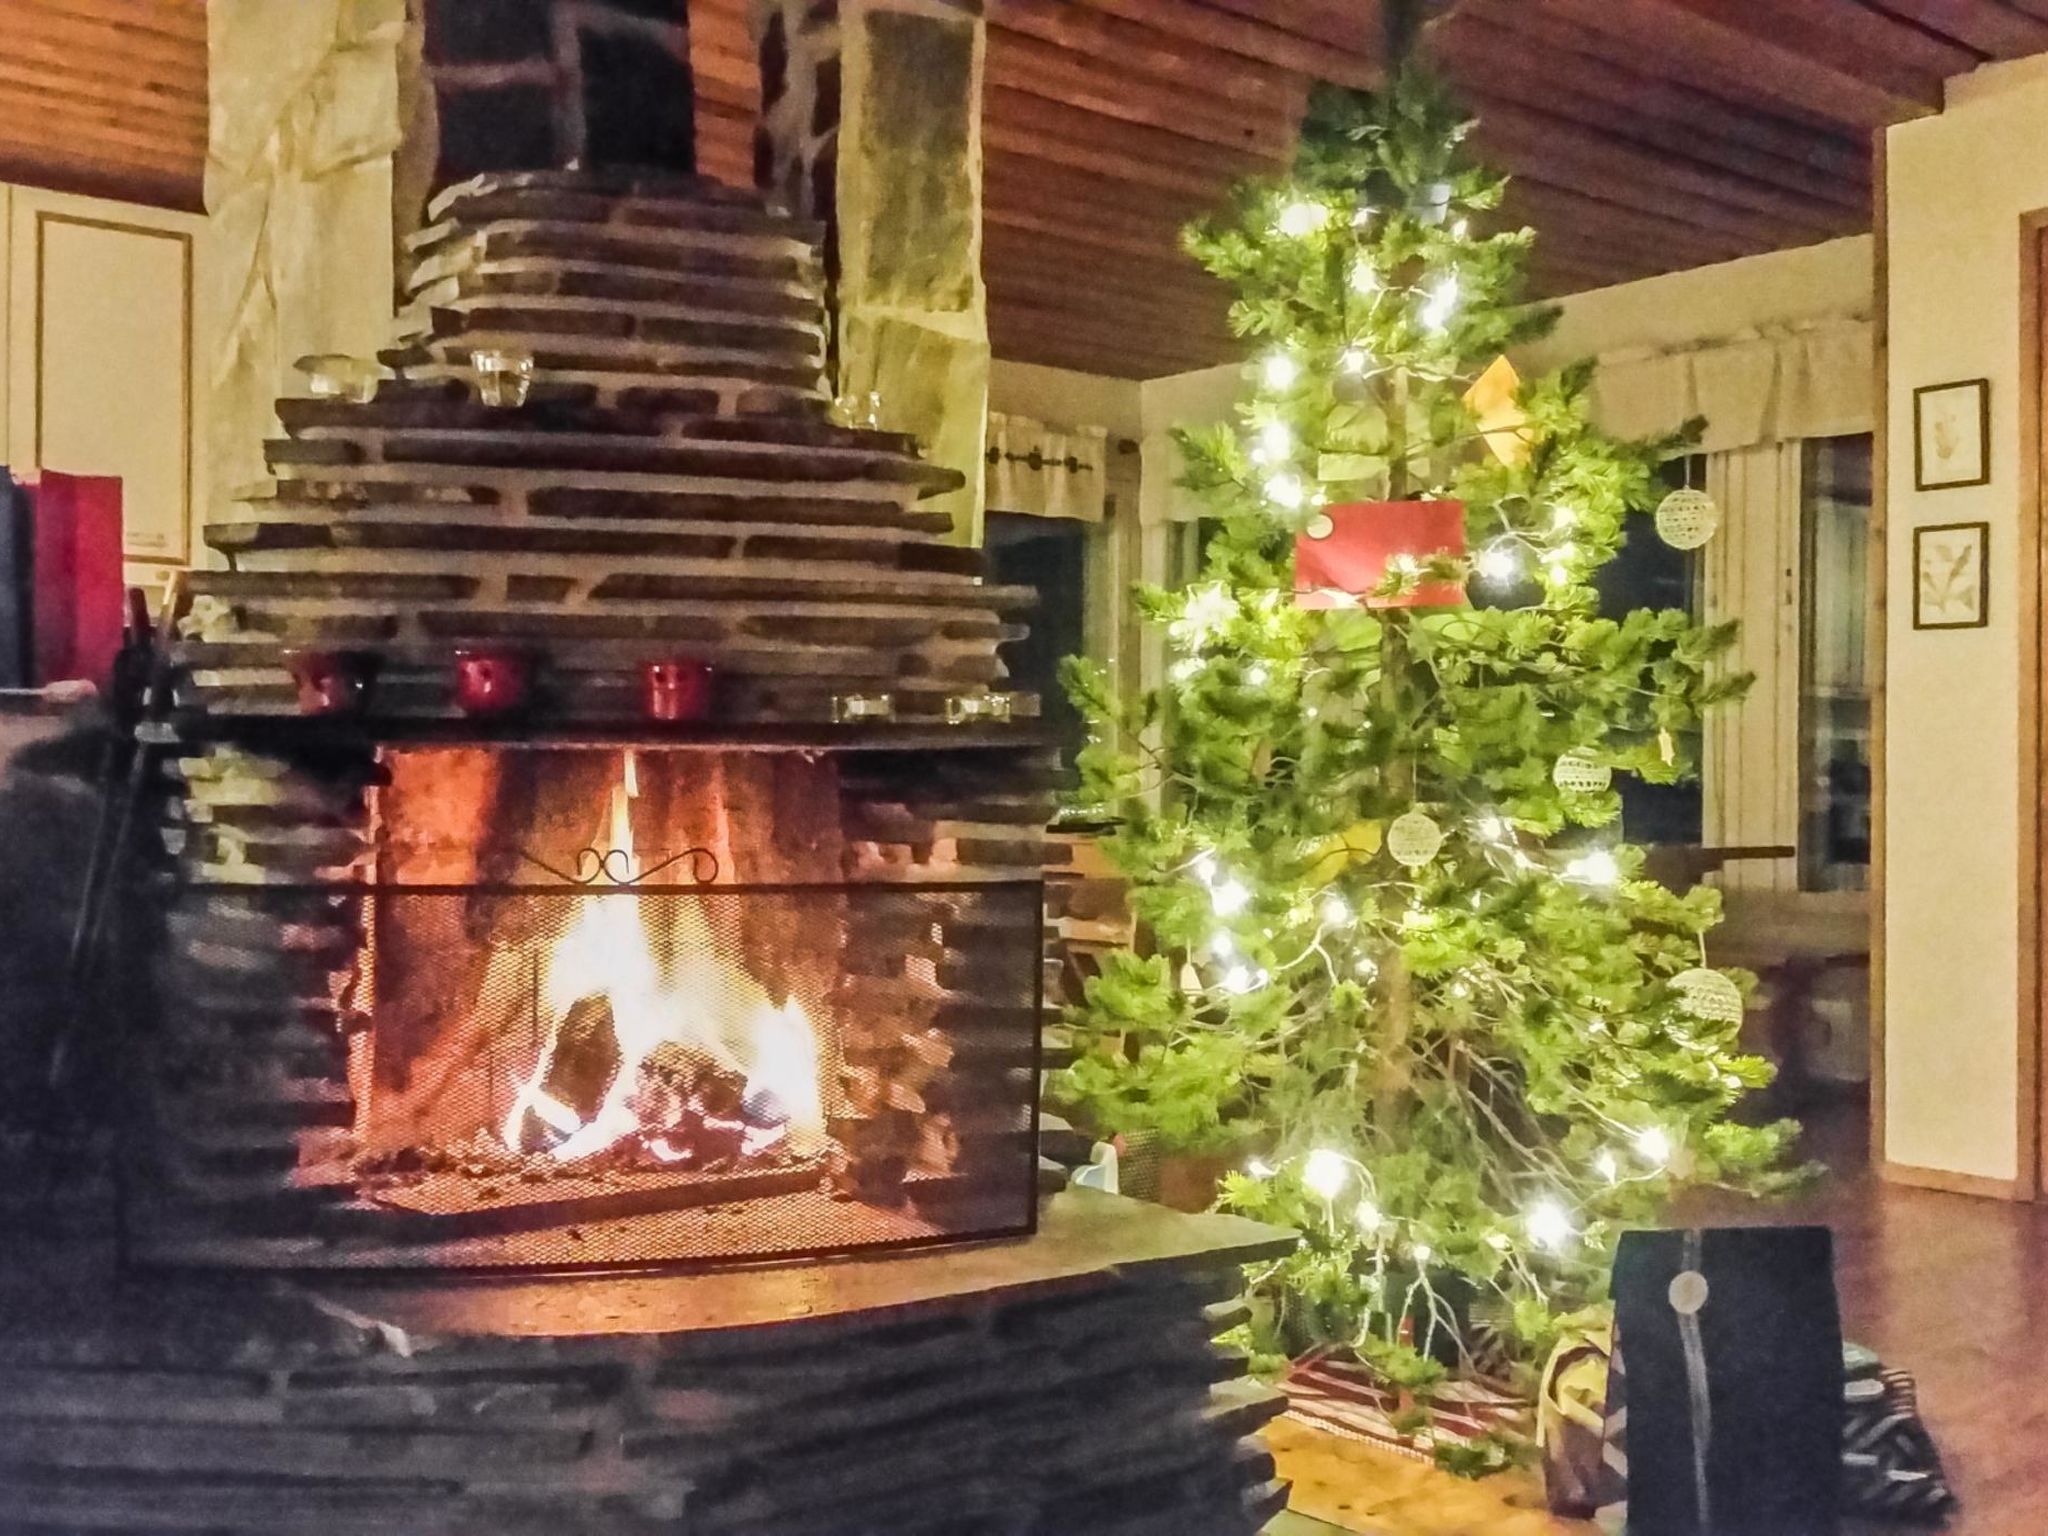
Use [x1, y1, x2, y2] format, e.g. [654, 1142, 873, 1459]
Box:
[499, 758, 828, 1169]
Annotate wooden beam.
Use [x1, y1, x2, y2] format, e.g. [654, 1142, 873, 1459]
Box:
[0, 10, 206, 94]
[0, 73, 207, 140]
[1859, 0, 2048, 56]
[1502, 180, 1760, 269]
[0, 149, 198, 213]
[1638, 0, 1961, 114]
[1436, 14, 1872, 210]
[985, 90, 1264, 201]
[987, 28, 1294, 158]
[1526, 0, 1930, 127]
[1473, 96, 1862, 239]
[0, 109, 203, 178]
[1045, 0, 1379, 89]
[12, 0, 206, 47]
[989, 1, 1308, 117]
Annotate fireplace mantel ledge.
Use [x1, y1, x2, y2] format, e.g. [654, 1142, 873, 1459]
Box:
[305, 1190, 1296, 1344]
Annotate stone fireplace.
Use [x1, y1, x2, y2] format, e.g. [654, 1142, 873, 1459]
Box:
[0, 6, 1293, 1532]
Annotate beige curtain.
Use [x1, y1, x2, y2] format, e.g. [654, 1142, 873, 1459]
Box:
[986, 412, 1109, 522]
[1702, 444, 1804, 892]
[1587, 320, 1872, 455]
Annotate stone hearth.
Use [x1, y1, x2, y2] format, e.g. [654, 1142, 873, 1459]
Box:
[0, 1191, 1294, 1536]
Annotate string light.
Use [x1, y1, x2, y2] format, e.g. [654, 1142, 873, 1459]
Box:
[1265, 472, 1308, 510]
[1354, 1198, 1384, 1234]
[1191, 851, 1218, 884]
[1221, 964, 1258, 995]
[1355, 956, 1378, 979]
[1277, 199, 1330, 238]
[1451, 217, 1470, 238]
[1247, 1157, 1276, 1179]
[1211, 878, 1252, 917]
[1321, 895, 1351, 926]
[1258, 421, 1293, 461]
[1595, 1150, 1620, 1183]
[1350, 259, 1380, 296]
[1247, 665, 1270, 686]
[1351, 203, 1374, 230]
[1476, 813, 1509, 843]
[1476, 544, 1519, 585]
[1264, 352, 1300, 390]
[1170, 659, 1202, 684]
[1303, 1149, 1349, 1201]
[1420, 275, 1459, 331]
[1567, 849, 1621, 887]
[1526, 1199, 1574, 1252]
[1552, 504, 1579, 531]
[1635, 1126, 1674, 1167]
[1340, 346, 1370, 373]
[1412, 1243, 1434, 1265]
[1211, 932, 1235, 959]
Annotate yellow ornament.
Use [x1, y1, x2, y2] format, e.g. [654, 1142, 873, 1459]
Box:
[1305, 821, 1383, 883]
[1462, 355, 1531, 468]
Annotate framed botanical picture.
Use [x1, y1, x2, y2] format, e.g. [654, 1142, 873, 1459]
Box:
[1913, 379, 1991, 490]
[1913, 521, 1989, 630]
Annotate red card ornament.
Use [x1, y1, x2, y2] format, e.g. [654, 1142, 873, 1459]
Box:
[1295, 500, 1468, 610]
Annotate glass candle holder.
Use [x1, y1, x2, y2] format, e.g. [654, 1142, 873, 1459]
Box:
[945, 692, 1016, 726]
[284, 649, 380, 716]
[294, 354, 383, 404]
[452, 646, 534, 716]
[470, 347, 535, 408]
[643, 659, 715, 723]
[831, 692, 896, 724]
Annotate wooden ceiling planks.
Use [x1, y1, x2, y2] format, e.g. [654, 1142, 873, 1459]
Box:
[6, 1, 2048, 379]
[0, 0, 206, 207]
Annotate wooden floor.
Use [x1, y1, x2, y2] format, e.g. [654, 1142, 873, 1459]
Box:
[1269, 1100, 2043, 1536]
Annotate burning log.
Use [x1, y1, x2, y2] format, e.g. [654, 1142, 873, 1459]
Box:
[512, 993, 621, 1153]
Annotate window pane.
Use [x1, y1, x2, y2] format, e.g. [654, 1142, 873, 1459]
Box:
[1798, 437, 1874, 892]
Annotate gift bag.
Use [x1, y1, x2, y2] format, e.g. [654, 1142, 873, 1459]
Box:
[1538, 1321, 1625, 1518]
[1610, 1226, 1843, 1536]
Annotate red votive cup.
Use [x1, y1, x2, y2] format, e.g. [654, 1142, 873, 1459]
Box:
[451, 647, 533, 716]
[284, 649, 379, 716]
[643, 659, 715, 723]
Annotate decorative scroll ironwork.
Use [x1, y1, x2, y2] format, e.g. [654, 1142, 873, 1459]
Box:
[517, 844, 721, 888]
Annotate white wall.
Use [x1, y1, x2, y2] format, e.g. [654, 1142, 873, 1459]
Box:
[0, 182, 207, 585]
[1516, 236, 1873, 374]
[1882, 56, 2048, 1188]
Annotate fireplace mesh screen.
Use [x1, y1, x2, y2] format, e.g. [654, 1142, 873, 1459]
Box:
[139, 879, 1042, 1272]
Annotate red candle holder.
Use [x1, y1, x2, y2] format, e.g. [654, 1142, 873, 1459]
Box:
[451, 647, 533, 716]
[284, 649, 380, 716]
[643, 659, 715, 723]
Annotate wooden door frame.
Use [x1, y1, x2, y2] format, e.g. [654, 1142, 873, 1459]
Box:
[2026, 207, 2048, 1200]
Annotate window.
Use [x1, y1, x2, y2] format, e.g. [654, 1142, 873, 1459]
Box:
[985, 511, 1094, 765]
[1797, 437, 1873, 892]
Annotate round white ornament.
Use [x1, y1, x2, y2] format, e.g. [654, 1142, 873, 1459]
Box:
[1668, 1270, 1711, 1316]
[1305, 513, 1335, 540]
[1655, 487, 1720, 551]
[1671, 967, 1745, 1027]
[1552, 750, 1613, 795]
[1386, 811, 1444, 869]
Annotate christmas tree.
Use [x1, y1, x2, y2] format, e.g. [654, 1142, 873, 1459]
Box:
[1058, 71, 1800, 1387]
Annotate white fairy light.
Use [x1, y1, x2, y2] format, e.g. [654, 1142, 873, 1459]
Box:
[1211, 931, 1235, 959]
[1211, 878, 1252, 917]
[1321, 895, 1351, 926]
[1302, 1148, 1349, 1202]
[1526, 1198, 1574, 1253]
[1412, 1243, 1434, 1265]
[1567, 849, 1621, 887]
[1451, 217, 1470, 238]
[1176, 584, 1236, 648]
[1247, 665, 1270, 687]
[1265, 472, 1308, 510]
[1594, 1150, 1620, 1183]
[1277, 199, 1329, 238]
[1476, 544, 1519, 585]
[1635, 1126, 1674, 1168]
[1191, 850, 1218, 885]
[1221, 964, 1257, 995]
[1259, 421, 1293, 461]
[1340, 346, 1370, 373]
[1552, 504, 1579, 531]
[1351, 259, 1380, 295]
[1264, 352, 1300, 391]
[1355, 956, 1379, 980]
[1247, 1157, 1276, 1179]
[1487, 1232, 1513, 1252]
[1170, 658, 1202, 685]
[1476, 813, 1509, 843]
[1354, 1198, 1384, 1234]
[1351, 203, 1374, 230]
[1420, 275, 1460, 331]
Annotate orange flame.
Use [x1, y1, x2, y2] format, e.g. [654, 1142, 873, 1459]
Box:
[500, 756, 827, 1164]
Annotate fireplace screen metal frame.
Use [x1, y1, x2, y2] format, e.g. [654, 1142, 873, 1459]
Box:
[130, 874, 1044, 1275]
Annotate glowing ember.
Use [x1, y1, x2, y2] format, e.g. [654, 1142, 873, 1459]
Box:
[498, 763, 830, 1170]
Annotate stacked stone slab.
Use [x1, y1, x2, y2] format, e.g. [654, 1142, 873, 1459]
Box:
[182, 170, 1030, 725]
[0, 1194, 1293, 1536]
[140, 169, 1056, 1267]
